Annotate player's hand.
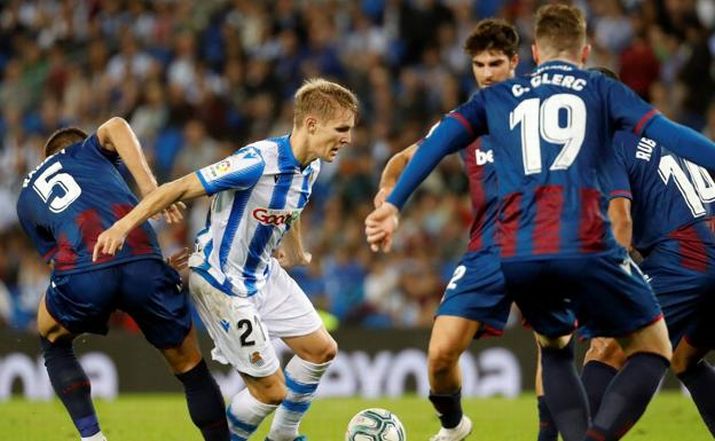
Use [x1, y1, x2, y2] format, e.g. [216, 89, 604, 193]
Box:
[92, 224, 129, 261]
[274, 247, 313, 268]
[373, 186, 393, 208]
[166, 247, 189, 271]
[162, 202, 186, 224]
[365, 203, 399, 253]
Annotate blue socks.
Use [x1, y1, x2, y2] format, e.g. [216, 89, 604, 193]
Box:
[581, 360, 618, 416]
[540, 341, 589, 441]
[41, 337, 100, 437]
[586, 352, 668, 441]
[536, 395, 558, 441]
[429, 389, 463, 429]
[175, 359, 230, 441]
[677, 360, 715, 436]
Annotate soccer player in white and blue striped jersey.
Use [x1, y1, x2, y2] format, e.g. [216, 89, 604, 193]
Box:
[94, 78, 359, 441]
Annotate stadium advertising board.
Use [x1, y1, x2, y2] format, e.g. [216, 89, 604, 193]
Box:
[0, 328, 695, 400]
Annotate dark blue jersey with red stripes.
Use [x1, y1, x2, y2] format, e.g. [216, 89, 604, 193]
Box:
[16, 134, 162, 274]
[460, 137, 499, 252]
[608, 130, 715, 260]
[451, 61, 657, 260]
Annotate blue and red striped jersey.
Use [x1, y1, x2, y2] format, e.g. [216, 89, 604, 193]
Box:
[452, 61, 657, 260]
[460, 137, 499, 252]
[16, 134, 162, 274]
[607, 130, 715, 260]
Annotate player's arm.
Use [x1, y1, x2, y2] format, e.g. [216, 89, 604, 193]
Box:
[97, 117, 184, 224]
[365, 109, 482, 252]
[93, 173, 206, 260]
[607, 79, 715, 169]
[275, 218, 312, 268]
[644, 115, 715, 169]
[94, 148, 265, 260]
[607, 197, 633, 250]
[97, 117, 159, 197]
[374, 144, 418, 208]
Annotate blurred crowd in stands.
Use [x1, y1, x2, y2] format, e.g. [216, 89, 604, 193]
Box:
[0, 0, 713, 331]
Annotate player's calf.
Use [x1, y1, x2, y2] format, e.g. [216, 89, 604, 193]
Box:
[537, 335, 589, 441]
[586, 320, 671, 441]
[41, 336, 105, 440]
[672, 339, 715, 435]
[268, 329, 337, 440]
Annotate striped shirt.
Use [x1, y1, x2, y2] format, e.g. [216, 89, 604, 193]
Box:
[190, 135, 319, 297]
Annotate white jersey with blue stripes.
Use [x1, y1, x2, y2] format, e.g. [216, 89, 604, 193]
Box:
[189, 135, 320, 297]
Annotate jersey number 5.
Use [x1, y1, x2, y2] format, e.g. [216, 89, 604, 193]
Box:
[33, 162, 82, 213]
[510, 94, 586, 175]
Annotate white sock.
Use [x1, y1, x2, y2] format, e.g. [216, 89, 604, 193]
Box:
[80, 432, 106, 441]
[267, 356, 331, 441]
[227, 388, 278, 440]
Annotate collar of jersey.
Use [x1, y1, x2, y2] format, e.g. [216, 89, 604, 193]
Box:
[533, 60, 579, 74]
[275, 134, 303, 172]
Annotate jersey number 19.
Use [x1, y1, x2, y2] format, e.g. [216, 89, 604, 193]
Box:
[510, 93, 586, 175]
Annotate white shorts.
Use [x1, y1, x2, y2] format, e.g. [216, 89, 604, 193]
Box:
[189, 261, 323, 377]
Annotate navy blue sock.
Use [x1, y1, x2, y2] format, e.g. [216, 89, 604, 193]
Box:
[537, 395, 559, 441]
[677, 361, 715, 436]
[40, 337, 99, 437]
[428, 389, 463, 429]
[581, 360, 618, 416]
[587, 352, 669, 441]
[540, 341, 589, 441]
[175, 359, 229, 441]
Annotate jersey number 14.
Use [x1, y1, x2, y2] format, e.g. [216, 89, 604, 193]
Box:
[659, 155, 715, 217]
[509, 93, 586, 175]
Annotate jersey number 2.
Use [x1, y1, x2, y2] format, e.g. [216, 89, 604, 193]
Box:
[510, 94, 586, 175]
[33, 162, 82, 213]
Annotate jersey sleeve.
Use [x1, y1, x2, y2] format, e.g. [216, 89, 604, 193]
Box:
[16, 195, 56, 261]
[605, 133, 632, 200]
[604, 78, 658, 135]
[77, 133, 122, 165]
[386, 109, 480, 209]
[195, 146, 265, 196]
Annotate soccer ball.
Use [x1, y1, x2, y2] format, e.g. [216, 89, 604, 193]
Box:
[345, 408, 406, 441]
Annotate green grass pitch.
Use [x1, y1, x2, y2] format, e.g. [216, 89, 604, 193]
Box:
[1, 393, 708, 440]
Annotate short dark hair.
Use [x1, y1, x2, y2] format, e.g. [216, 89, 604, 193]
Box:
[535, 4, 587, 55]
[44, 127, 88, 158]
[464, 19, 519, 58]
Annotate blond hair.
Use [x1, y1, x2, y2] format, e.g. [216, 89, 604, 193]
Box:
[534, 4, 587, 56]
[293, 78, 359, 127]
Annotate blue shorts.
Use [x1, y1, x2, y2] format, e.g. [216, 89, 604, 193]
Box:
[502, 247, 662, 339]
[46, 258, 191, 349]
[436, 250, 510, 338]
[640, 245, 715, 349]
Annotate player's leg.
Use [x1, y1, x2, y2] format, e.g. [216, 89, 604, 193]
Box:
[160, 325, 229, 441]
[581, 338, 624, 416]
[39, 270, 118, 441]
[122, 261, 229, 441]
[569, 251, 671, 441]
[259, 262, 337, 441]
[426, 251, 509, 440]
[188, 270, 283, 439]
[269, 327, 337, 441]
[669, 285, 715, 436]
[504, 260, 588, 441]
[427, 315, 479, 440]
[533, 337, 558, 441]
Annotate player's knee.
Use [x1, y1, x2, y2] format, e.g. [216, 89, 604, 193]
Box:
[585, 338, 626, 368]
[319, 336, 338, 363]
[428, 344, 460, 375]
[256, 381, 287, 406]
